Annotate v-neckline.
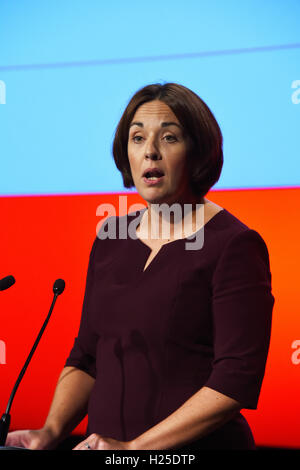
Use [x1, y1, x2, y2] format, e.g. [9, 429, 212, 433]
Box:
[133, 207, 226, 274]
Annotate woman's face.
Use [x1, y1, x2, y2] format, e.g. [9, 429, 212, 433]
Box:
[127, 100, 191, 205]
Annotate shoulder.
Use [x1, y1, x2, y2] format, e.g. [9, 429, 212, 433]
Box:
[202, 208, 272, 283]
[209, 208, 269, 254]
[216, 208, 270, 255]
[94, 208, 146, 248]
[209, 212, 273, 295]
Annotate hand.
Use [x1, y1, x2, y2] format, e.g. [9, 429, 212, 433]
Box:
[73, 433, 133, 450]
[5, 428, 58, 450]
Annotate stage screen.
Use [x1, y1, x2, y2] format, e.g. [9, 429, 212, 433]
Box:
[0, 0, 299, 449]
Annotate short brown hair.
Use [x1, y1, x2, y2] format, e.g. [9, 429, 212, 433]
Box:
[112, 82, 223, 199]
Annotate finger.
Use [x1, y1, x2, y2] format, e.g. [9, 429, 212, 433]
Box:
[5, 431, 24, 447]
[73, 439, 92, 450]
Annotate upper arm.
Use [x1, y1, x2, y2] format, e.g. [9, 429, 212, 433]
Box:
[204, 229, 275, 409]
[64, 238, 99, 378]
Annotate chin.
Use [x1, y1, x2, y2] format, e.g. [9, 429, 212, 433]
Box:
[144, 195, 174, 206]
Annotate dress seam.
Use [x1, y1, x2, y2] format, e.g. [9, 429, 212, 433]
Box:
[153, 261, 184, 425]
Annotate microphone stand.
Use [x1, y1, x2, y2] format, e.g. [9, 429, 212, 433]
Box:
[0, 280, 65, 447]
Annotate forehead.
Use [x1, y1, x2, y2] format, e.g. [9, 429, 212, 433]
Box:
[131, 100, 179, 123]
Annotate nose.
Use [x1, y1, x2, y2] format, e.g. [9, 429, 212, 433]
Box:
[144, 136, 162, 161]
[145, 152, 161, 160]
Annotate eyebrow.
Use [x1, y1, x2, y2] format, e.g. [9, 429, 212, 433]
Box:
[129, 121, 182, 129]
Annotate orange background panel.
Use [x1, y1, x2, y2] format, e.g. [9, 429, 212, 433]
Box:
[0, 187, 299, 448]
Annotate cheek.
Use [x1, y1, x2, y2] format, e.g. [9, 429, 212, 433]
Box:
[127, 154, 141, 184]
[127, 147, 135, 168]
[168, 155, 188, 182]
[128, 155, 138, 168]
[127, 144, 141, 169]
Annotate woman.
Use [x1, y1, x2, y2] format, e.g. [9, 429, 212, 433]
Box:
[6, 83, 275, 450]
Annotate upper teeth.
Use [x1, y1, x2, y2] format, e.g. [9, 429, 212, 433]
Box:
[145, 171, 163, 179]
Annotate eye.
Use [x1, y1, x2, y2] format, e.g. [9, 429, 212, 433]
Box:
[163, 134, 177, 142]
[131, 135, 143, 143]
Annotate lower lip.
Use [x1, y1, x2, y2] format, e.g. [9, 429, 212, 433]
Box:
[143, 176, 164, 186]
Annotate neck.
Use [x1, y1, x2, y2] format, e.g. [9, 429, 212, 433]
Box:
[142, 195, 207, 240]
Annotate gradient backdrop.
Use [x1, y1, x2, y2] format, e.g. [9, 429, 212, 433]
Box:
[0, 0, 299, 449]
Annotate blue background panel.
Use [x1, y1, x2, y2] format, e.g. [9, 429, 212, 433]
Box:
[0, 0, 299, 196]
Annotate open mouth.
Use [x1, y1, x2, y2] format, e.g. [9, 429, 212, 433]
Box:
[142, 168, 165, 182]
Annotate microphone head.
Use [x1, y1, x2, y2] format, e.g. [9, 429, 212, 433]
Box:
[53, 278, 65, 295]
[0, 275, 16, 291]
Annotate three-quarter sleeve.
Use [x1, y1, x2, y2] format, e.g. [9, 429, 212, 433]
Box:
[204, 229, 275, 409]
[64, 238, 99, 378]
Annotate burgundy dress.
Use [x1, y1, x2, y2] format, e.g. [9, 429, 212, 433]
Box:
[65, 207, 275, 449]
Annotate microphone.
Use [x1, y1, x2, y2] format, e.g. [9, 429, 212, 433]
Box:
[0, 276, 15, 291]
[0, 278, 65, 447]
